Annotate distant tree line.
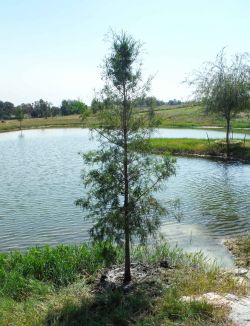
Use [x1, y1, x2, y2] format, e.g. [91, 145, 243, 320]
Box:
[89, 96, 184, 114]
[135, 96, 182, 108]
[0, 99, 88, 120]
[0, 96, 185, 121]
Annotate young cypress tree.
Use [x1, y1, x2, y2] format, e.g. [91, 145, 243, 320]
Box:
[76, 31, 175, 283]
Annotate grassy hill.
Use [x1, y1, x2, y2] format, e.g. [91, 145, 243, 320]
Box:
[151, 105, 250, 129]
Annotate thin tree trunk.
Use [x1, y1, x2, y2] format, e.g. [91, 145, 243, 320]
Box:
[226, 116, 230, 158]
[123, 84, 131, 284]
[123, 130, 131, 283]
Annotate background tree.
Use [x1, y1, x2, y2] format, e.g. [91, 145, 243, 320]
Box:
[32, 99, 52, 118]
[51, 106, 61, 117]
[76, 31, 175, 283]
[15, 107, 24, 132]
[148, 96, 157, 126]
[0, 101, 15, 120]
[90, 97, 103, 114]
[188, 49, 250, 156]
[18, 103, 33, 117]
[60, 99, 87, 116]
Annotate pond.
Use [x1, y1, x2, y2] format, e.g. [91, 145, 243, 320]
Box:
[0, 128, 249, 267]
[154, 128, 250, 139]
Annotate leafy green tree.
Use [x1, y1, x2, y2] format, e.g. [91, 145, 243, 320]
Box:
[80, 103, 90, 121]
[60, 99, 87, 116]
[0, 101, 15, 120]
[189, 49, 250, 156]
[76, 31, 175, 283]
[51, 106, 61, 117]
[18, 103, 33, 117]
[148, 97, 157, 126]
[91, 97, 103, 114]
[32, 99, 51, 118]
[15, 107, 24, 131]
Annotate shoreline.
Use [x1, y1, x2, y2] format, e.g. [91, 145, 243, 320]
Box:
[1, 127, 250, 163]
[147, 138, 250, 163]
[1, 124, 250, 134]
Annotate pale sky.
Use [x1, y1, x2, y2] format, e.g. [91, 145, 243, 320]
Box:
[0, 0, 249, 106]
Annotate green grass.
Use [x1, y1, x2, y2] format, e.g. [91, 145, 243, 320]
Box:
[153, 105, 250, 130]
[0, 241, 247, 325]
[0, 242, 120, 301]
[0, 114, 100, 133]
[146, 138, 250, 161]
[1, 105, 250, 133]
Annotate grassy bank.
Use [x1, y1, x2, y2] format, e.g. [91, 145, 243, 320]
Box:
[0, 114, 99, 133]
[225, 235, 250, 268]
[152, 105, 250, 130]
[1, 105, 250, 134]
[0, 242, 248, 325]
[147, 138, 250, 161]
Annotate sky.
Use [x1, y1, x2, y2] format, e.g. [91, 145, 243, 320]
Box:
[0, 0, 249, 106]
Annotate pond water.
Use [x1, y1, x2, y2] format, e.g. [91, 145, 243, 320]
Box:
[154, 128, 250, 139]
[0, 128, 249, 267]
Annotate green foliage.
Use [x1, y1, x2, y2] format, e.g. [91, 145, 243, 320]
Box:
[76, 32, 176, 282]
[32, 99, 52, 118]
[76, 149, 175, 244]
[0, 243, 120, 300]
[60, 99, 88, 116]
[91, 97, 104, 114]
[190, 50, 250, 118]
[0, 101, 15, 120]
[188, 49, 250, 155]
[15, 107, 24, 122]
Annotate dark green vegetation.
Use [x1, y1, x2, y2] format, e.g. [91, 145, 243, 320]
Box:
[0, 99, 89, 121]
[225, 235, 250, 268]
[0, 242, 247, 325]
[146, 138, 250, 161]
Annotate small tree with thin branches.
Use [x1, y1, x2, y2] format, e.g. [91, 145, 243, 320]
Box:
[76, 31, 175, 283]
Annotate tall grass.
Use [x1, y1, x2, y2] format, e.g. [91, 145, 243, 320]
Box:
[0, 242, 121, 300]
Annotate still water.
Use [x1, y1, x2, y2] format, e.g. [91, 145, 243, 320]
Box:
[0, 129, 249, 266]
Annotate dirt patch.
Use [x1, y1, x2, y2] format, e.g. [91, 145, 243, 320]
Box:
[94, 262, 170, 294]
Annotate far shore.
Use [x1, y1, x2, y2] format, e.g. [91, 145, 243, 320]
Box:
[1, 105, 250, 134]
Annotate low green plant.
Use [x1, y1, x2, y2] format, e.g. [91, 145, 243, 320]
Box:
[0, 242, 122, 300]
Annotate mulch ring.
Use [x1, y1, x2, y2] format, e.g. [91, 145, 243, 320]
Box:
[93, 262, 171, 295]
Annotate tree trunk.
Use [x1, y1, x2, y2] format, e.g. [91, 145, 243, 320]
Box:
[226, 116, 230, 158]
[123, 127, 131, 283]
[123, 85, 131, 284]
